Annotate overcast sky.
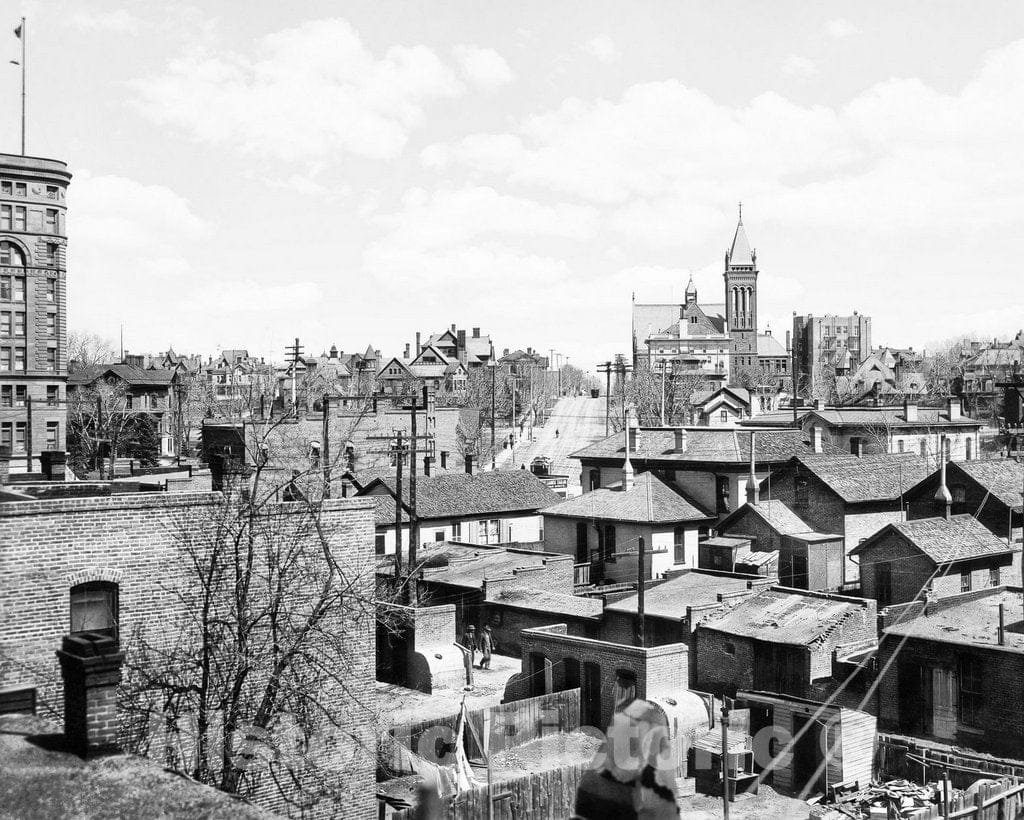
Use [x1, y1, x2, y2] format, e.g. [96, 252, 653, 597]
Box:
[4, 1, 1024, 372]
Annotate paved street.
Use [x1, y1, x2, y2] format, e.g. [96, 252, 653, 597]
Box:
[494, 395, 609, 491]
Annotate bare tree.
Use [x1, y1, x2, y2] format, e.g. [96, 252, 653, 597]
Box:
[67, 330, 117, 371]
[121, 413, 382, 813]
[66, 375, 140, 478]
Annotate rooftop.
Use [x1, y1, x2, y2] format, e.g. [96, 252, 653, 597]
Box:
[806, 406, 982, 428]
[701, 587, 873, 646]
[604, 570, 756, 621]
[570, 427, 843, 465]
[784, 453, 933, 503]
[542, 471, 712, 523]
[0, 714, 272, 819]
[363, 470, 561, 520]
[884, 588, 1024, 652]
[416, 542, 570, 590]
[68, 363, 176, 387]
[952, 459, 1024, 512]
[490, 588, 603, 619]
[721, 499, 821, 537]
[853, 514, 1017, 564]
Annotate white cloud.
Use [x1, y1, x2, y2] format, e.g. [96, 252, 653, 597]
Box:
[825, 18, 860, 39]
[372, 186, 598, 250]
[453, 44, 515, 89]
[65, 9, 144, 34]
[131, 18, 463, 162]
[582, 34, 620, 64]
[781, 54, 818, 79]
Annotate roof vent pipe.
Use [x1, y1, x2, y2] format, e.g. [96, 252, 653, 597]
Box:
[934, 437, 952, 520]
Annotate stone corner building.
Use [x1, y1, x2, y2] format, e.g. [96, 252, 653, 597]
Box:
[0, 153, 70, 472]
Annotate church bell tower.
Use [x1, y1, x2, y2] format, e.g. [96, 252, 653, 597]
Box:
[723, 204, 759, 374]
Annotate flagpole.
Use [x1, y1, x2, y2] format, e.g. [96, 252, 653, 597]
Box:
[20, 17, 25, 156]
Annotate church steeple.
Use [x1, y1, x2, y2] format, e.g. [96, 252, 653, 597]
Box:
[723, 204, 759, 334]
[684, 274, 698, 305]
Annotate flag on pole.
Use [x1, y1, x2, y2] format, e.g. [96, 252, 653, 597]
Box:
[13, 23, 21, 38]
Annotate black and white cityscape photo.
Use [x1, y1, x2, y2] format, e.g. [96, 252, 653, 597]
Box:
[2, 3, 1024, 819]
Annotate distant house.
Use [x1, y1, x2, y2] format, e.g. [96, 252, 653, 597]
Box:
[68, 363, 178, 457]
[570, 425, 843, 521]
[764, 452, 932, 579]
[801, 399, 982, 462]
[421, 325, 493, 369]
[876, 587, 1024, 757]
[717, 499, 845, 590]
[903, 459, 1024, 543]
[541, 470, 714, 586]
[359, 469, 562, 556]
[694, 386, 751, 427]
[695, 587, 876, 701]
[851, 515, 1021, 607]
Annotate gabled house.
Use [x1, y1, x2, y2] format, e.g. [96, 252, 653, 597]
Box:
[903, 458, 1024, 543]
[851, 514, 1021, 607]
[763, 452, 932, 579]
[359, 469, 561, 556]
[541, 470, 714, 586]
[876, 587, 1024, 757]
[695, 587, 877, 701]
[694, 386, 751, 427]
[717, 499, 845, 590]
[375, 356, 416, 396]
[570, 425, 844, 521]
[421, 325, 493, 368]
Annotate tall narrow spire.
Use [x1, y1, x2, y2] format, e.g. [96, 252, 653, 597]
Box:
[728, 210, 754, 267]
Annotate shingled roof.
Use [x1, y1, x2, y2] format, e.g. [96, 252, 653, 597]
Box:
[542, 471, 712, 523]
[700, 588, 873, 646]
[69, 363, 176, 387]
[719, 499, 819, 536]
[605, 570, 757, 621]
[852, 514, 1016, 565]
[805, 407, 982, 429]
[951, 460, 1024, 512]
[362, 469, 561, 520]
[783, 453, 932, 503]
[570, 428, 843, 465]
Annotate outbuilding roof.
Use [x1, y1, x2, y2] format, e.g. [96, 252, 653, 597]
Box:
[883, 588, 1024, 651]
[603, 570, 757, 622]
[701, 587, 873, 647]
[417, 542, 569, 590]
[950, 460, 1024, 512]
[851, 514, 1016, 565]
[542, 471, 712, 524]
[719, 499, 820, 537]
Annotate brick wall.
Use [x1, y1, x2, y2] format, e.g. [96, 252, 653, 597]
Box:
[875, 634, 1024, 758]
[0, 492, 377, 820]
[507, 625, 689, 731]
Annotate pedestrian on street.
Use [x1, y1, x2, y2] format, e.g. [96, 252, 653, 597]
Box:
[478, 625, 493, 670]
[555, 428, 560, 438]
[462, 624, 477, 667]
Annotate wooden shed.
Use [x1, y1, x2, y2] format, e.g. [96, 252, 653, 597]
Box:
[735, 690, 876, 797]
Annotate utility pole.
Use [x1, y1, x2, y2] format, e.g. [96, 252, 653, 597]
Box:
[489, 351, 497, 471]
[636, 535, 645, 646]
[409, 393, 419, 605]
[321, 394, 330, 498]
[659, 360, 667, 426]
[597, 361, 613, 436]
[721, 699, 732, 819]
[283, 338, 305, 416]
[792, 332, 800, 425]
[394, 429, 404, 579]
[24, 394, 32, 472]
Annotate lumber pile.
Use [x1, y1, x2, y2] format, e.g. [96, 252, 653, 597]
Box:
[809, 779, 956, 819]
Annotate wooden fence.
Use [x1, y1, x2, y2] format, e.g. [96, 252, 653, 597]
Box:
[905, 778, 1024, 820]
[877, 733, 1024, 789]
[392, 761, 588, 820]
[385, 689, 580, 772]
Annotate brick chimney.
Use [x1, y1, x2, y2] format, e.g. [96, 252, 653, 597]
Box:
[746, 431, 759, 505]
[947, 396, 961, 420]
[904, 399, 918, 422]
[423, 455, 432, 476]
[623, 406, 637, 491]
[472, 327, 480, 338]
[56, 633, 125, 758]
[404, 343, 410, 360]
[0, 444, 10, 486]
[415, 332, 421, 357]
[673, 428, 687, 453]
[465, 454, 474, 474]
